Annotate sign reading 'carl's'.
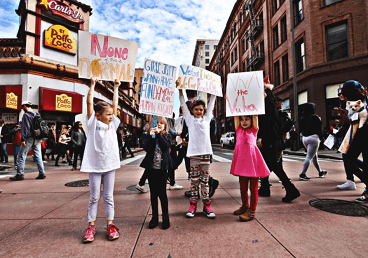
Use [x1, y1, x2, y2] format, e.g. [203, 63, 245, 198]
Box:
[56, 94, 72, 112]
[38, 0, 84, 23]
[44, 25, 77, 54]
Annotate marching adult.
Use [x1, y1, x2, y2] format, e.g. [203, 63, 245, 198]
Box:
[257, 78, 300, 202]
[9, 101, 46, 181]
[298, 103, 327, 180]
[71, 121, 86, 171]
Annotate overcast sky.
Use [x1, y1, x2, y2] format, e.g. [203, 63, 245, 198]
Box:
[1, 0, 237, 114]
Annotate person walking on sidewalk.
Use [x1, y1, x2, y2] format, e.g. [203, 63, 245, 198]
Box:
[230, 115, 270, 221]
[298, 103, 327, 180]
[0, 119, 10, 163]
[123, 125, 134, 158]
[54, 128, 71, 166]
[140, 116, 172, 230]
[179, 88, 217, 219]
[81, 78, 121, 243]
[71, 121, 86, 171]
[10, 101, 46, 181]
[10, 122, 21, 169]
[257, 77, 300, 202]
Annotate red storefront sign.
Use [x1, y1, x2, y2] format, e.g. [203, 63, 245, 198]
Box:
[0, 85, 23, 110]
[39, 87, 82, 113]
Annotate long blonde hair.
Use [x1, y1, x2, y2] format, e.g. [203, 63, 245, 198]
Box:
[149, 116, 168, 139]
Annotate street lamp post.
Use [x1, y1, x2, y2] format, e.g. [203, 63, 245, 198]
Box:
[289, 0, 299, 150]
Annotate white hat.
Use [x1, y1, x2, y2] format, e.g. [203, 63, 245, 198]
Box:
[21, 101, 32, 106]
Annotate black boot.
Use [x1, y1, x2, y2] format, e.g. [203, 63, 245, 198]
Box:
[162, 213, 170, 230]
[282, 183, 300, 203]
[209, 177, 219, 198]
[148, 216, 158, 229]
[258, 185, 271, 197]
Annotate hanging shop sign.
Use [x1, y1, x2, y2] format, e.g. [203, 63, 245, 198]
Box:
[0, 86, 22, 110]
[6, 92, 18, 110]
[38, 0, 84, 23]
[44, 25, 77, 55]
[39, 87, 82, 113]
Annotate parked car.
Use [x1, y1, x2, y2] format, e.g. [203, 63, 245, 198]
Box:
[220, 132, 236, 147]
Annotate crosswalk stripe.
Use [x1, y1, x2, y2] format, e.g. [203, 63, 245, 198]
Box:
[212, 154, 232, 162]
[120, 154, 145, 165]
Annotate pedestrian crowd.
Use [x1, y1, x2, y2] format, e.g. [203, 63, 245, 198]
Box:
[1, 78, 367, 243]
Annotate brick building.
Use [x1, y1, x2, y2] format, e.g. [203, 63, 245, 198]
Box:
[209, 0, 368, 139]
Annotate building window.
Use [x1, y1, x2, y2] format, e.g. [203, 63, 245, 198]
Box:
[242, 38, 246, 53]
[234, 47, 238, 61]
[293, 0, 303, 26]
[326, 21, 349, 61]
[240, 12, 244, 24]
[205, 59, 210, 64]
[214, 45, 218, 50]
[295, 38, 306, 72]
[324, 0, 342, 6]
[273, 25, 279, 49]
[234, 22, 237, 35]
[231, 51, 234, 65]
[282, 54, 289, 82]
[274, 61, 280, 86]
[205, 52, 210, 57]
[205, 45, 209, 50]
[243, 61, 246, 72]
[260, 41, 264, 57]
[281, 16, 287, 43]
[273, 0, 278, 14]
[259, 12, 263, 26]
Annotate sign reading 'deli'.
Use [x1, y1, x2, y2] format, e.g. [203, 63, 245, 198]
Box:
[38, 0, 84, 23]
[78, 31, 139, 82]
[44, 25, 77, 54]
[56, 94, 72, 112]
[6, 92, 18, 109]
[225, 71, 265, 117]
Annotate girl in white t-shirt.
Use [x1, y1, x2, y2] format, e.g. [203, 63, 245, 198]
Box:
[81, 78, 121, 243]
[179, 89, 216, 219]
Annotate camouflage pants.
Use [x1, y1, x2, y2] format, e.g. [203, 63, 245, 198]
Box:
[190, 155, 211, 202]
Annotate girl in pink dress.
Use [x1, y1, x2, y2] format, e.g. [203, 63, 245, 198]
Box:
[230, 115, 270, 221]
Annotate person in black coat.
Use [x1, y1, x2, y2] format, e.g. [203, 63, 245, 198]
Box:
[0, 119, 10, 163]
[140, 116, 173, 230]
[257, 80, 300, 202]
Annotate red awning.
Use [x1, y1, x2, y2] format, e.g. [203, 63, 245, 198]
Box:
[39, 87, 83, 114]
[0, 85, 23, 110]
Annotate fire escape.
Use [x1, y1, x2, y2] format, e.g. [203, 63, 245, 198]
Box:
[245, 0, 264, 71]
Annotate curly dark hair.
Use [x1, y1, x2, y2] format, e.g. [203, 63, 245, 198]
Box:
[94, 101, 111, 114]
[190, 100, 207, 115]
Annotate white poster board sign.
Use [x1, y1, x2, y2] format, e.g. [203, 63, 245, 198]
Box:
[78, 31, 138, 82]
[139, 58, 177, 118]
[177, 65, 222, 97]
[226, 71, 265, 117]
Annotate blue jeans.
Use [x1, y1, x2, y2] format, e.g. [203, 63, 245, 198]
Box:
[13, 145, 21, 165]
[17, 137, 45, 176]
[0, 143, 8, 162]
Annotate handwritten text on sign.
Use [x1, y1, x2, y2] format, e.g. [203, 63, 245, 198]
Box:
[225, 71, 265, 117]
[78, 31, 138, 82]
[139, 59, 177, 118]
[177, 65, 222, 97]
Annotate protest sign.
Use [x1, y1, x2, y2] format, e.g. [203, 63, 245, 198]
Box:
[226, 71, 265, 117]
[78, 31, 138, 82]
[177, 65, 222, 97]
[139, 58, 177, 118]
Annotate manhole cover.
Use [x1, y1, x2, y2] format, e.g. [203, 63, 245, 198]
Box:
[126, 184, 149, 193]
[65, 179, 89, 187]
[309, 199, 368, 217]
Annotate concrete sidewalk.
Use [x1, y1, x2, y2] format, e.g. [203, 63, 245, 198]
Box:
[0, 152, 367, 257]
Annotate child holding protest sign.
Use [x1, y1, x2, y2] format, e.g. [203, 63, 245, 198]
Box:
[140, 116, 173, 229]
[179, 88, 217, 219]
[81, 78, 121, 243]
[230, 115, 270, 221]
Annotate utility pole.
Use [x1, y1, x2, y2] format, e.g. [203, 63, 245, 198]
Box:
[289, 0, 299, 150]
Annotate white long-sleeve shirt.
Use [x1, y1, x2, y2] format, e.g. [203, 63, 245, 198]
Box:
[179, 94, 216, 157]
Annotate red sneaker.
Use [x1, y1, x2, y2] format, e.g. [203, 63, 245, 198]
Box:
[106, 224, 120, 241]
[83, 225, 96, 243]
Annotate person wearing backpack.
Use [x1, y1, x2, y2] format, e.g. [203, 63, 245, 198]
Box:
[9, 101, 46, 181]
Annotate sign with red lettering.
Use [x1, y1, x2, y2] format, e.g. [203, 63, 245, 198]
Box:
[78, 31, 139, 82]
[225, 71, 265, 116]
[44, 25, 77, 54]
[6, 92, 18, 109]
[38, 0, 84, 23]
[55, 94, 72, 111]
[139, 58, 176, 118]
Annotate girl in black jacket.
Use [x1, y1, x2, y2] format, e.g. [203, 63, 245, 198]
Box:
[140, 116, 173, 230]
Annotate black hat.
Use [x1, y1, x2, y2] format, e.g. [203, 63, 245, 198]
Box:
[275, 96, 283, 102]
[342, 80, 364, 91]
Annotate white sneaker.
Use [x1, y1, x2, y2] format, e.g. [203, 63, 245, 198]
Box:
[169, 184, 183, 190]
[337, 180, 356, 190]
[135, 184, 148, 193]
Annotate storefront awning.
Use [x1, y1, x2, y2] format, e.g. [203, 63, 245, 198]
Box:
[0, 85, 23, 110]
[39, 87, 83, 114]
